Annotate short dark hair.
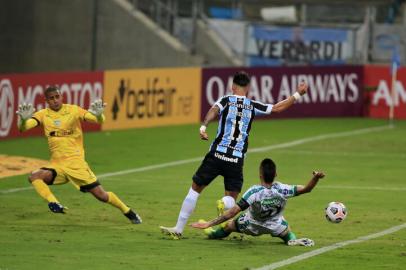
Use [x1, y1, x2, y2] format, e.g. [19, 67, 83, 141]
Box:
[44, 86, 60, 98]
[233, 71, 250, 87]
[260, 158, 276, 183]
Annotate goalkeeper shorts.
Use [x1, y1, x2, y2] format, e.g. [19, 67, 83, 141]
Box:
[41, 159, 99, 192]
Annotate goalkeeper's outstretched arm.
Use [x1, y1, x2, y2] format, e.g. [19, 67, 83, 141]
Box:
[17, 118, 38, 132]
[16, 103, 38, 132]
[84, 112, 105, 124]
[85, 99, 106, 124]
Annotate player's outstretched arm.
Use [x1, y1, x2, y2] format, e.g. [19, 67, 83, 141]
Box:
[86, 99, 107, 123]
[16, 103, 37, 132]
[191, 205, 241, 229]
[271, 81, 308, 113]
[296, 171, 325, 195]
[199, 105, 220, 140]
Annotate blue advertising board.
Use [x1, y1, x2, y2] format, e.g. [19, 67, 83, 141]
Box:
[247, 26, 353, 66]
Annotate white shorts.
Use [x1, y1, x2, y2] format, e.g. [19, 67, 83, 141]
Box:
[235, 212, 289, 237]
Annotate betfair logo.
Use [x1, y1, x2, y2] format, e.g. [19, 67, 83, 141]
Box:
[112, 79, 127, 120]
[111, 78, 176, 121]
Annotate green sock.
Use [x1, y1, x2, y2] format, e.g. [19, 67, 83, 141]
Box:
[209, 227, 231, 239]
[280, 231, 296, 243]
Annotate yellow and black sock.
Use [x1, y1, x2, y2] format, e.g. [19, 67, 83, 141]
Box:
[107, 192, 130, 214]
[31, 179, 58, 203]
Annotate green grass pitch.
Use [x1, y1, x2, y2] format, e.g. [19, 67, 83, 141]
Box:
[0, 118, 405, 270]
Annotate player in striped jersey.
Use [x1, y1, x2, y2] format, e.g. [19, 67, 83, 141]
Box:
[191, 158, 325, 246]
[160, 71, 308, 239]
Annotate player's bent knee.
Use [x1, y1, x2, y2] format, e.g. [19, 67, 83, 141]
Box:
[191, 182, 206, 193]
[225, 220, 236, 232]
[28, 169, 52, 183]
[28, 170, 40, 182]
[279, 229, 289, 237]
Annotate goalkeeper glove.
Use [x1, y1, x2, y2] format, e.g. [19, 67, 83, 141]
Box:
[88, 99, 106, 117]
[16, 103, 35, 120]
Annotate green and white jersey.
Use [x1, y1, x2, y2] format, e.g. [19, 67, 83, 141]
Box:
[237, 182, 297, 223]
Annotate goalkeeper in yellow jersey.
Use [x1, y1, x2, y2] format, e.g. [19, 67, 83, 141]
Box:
[16, 86, 141, 224]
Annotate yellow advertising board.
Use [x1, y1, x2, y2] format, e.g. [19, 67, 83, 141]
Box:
[103, 67, 201, 130]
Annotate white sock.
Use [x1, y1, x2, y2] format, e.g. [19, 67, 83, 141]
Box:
[175, 187, 200, 233]
[222, 196, 235, 210]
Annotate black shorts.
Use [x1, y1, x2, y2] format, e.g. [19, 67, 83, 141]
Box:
[192, 152, 244, 192]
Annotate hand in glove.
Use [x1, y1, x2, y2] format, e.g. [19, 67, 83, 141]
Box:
[16, 103, 35, 120]
[88, 99, 106, 117]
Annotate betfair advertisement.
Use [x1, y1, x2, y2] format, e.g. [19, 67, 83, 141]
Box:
[103, 68, 201, 130]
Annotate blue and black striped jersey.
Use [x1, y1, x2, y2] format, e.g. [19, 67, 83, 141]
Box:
[210, 95, 273, 159]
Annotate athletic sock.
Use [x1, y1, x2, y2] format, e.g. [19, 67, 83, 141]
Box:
[107, 192, 130, 214]
[281, 231, 297, 243]
[31, 179, 58, 203]
[174, 187, 200, 233]
[209, 227, 231, 239]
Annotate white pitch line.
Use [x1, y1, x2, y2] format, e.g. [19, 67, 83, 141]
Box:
[0, 186, 33, 194]
[0, 125, 392, 195]
[248, 124, 392, 154]
[97, 157, 203, 179]
[252, 222, 406, 270]
[319, 185, 406, 191]
[272, 149, 406, 159]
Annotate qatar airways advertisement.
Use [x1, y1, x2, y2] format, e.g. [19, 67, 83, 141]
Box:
[201, 66, 364, 120]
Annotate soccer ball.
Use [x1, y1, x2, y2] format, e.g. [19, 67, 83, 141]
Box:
[325, 202, 347, 223]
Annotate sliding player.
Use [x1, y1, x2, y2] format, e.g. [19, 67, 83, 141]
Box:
[191, 158, 325, 246]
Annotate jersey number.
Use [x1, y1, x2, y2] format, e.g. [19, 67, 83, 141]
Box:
[229, 119, 245, 142]
[260, 206, 282, 219]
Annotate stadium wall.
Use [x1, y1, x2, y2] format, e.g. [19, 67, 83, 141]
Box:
[0, 0, 95, 73]
[96, 0, 203, 69]
[1, 65, 405, 140]
[0, 0, 202, 73]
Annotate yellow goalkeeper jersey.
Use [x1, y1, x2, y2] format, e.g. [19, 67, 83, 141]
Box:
[32, 104, 93, 162]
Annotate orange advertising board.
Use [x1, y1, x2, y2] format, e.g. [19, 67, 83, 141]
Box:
[103, 68, 201, 130]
